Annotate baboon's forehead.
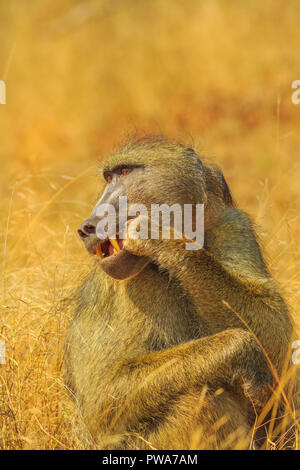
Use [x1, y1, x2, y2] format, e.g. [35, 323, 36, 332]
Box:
[101, 140, 199, 173]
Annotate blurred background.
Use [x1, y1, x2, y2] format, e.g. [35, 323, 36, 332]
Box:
[0, 0, 299, 449]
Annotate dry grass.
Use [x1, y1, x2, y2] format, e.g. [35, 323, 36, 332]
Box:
[0, 0, 299, 449]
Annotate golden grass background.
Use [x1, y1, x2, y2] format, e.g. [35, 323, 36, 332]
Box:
[0, 0, 299, 449]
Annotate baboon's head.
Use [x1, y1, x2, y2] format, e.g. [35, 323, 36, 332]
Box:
[78, 136, 233, 280]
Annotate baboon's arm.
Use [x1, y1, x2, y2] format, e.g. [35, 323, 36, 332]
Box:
[102, 328, 271, 432]
[124, 216, 293, 371]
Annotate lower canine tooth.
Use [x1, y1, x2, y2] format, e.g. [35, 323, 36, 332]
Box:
[96, 244, 103, 258]
[109, 238, 121, 252]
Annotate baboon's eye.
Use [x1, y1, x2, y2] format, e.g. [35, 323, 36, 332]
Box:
[104, 166, 133, 181]
[121, 167, 130, 176]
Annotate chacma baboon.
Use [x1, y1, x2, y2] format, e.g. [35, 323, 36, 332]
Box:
[65, 136, 296, 450]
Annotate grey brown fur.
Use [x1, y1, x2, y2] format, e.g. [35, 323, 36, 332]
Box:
[65, 136, 296, 449]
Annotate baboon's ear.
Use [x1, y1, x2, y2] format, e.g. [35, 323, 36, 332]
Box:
[220, 173, 234, 206]
[204, 164, 235, 206]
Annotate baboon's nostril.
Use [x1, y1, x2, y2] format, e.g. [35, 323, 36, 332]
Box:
[78, 229, 88, 239]
[78, 223, 96, 239]
[84, 224, 96, 234]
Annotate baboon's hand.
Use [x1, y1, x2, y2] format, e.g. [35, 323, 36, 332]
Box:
[228, 330, 274, 408]
[123, 215, 185, 258]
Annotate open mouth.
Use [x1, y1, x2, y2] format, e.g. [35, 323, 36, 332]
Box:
[87, 232, 150, 280]
[95, 235, 123, 259]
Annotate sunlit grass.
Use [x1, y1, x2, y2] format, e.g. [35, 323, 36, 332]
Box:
[0, 0, 299, 449]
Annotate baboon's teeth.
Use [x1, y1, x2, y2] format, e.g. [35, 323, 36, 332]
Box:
[109, 238, 121, 252]
[96, 244, 103, 258]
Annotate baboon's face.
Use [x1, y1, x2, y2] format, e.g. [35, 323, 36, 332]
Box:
[78, 149, 205, 280]
[78, 165, 152, 281]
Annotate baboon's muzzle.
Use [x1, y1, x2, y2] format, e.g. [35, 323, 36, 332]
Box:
[78, 217, 150, 280]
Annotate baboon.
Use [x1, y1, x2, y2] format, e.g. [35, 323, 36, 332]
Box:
[65, 136, 296, 450]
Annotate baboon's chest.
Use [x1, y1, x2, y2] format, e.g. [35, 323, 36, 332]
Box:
[64, 265, 212, 432]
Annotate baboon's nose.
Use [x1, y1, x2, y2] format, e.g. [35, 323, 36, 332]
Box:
[78, 223, 96, 239]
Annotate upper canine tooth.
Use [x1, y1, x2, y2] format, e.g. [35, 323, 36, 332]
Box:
[109, 238, 121, 252]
